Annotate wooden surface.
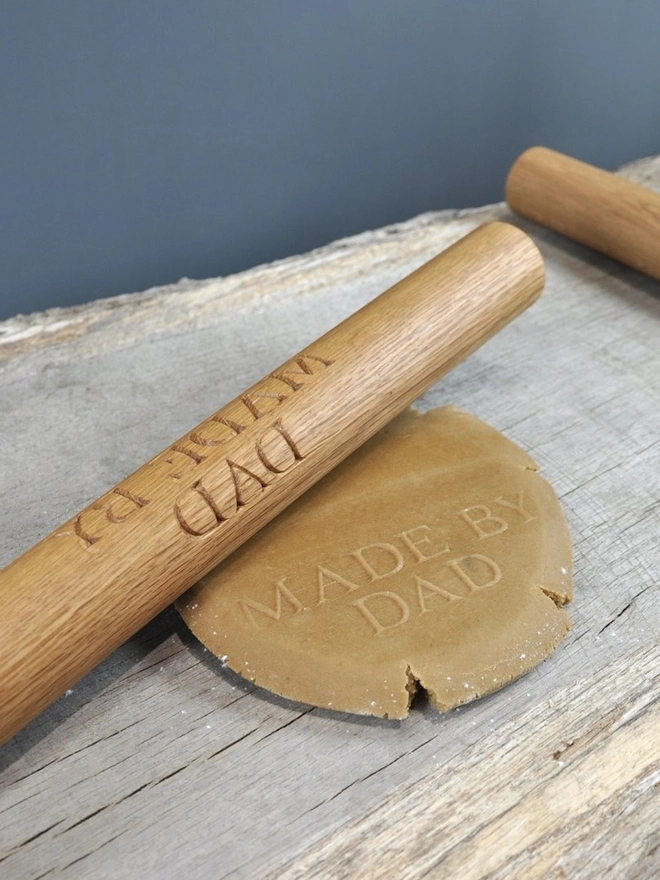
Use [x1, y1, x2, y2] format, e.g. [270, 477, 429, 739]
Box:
[1, 156, 659, 879]
[0, 222, 543, 745]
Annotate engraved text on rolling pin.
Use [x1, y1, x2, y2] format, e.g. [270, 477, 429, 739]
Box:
[61, 352, 333, 549]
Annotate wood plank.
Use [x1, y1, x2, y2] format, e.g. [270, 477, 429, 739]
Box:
[1, 156, 659, 878]
[276, 646, 660, 879]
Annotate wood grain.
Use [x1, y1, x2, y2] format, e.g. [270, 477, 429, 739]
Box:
[276, 646, 660, 879]
[0, 221, 543, 745]
[506, 145, 660, 280]
[0, 156, 658, 879]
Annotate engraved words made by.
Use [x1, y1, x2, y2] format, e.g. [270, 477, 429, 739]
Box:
[238, 490, 537, 636]
[58, 350, 333, 550]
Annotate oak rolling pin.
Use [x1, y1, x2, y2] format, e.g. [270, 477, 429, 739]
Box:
[506, 146, 660, 280]
[0, 221, 544, 746]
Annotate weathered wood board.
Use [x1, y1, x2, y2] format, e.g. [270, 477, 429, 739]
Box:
[1, 157, 659, 879]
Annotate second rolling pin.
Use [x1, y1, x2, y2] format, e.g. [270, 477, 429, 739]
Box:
[506, 145, 660, 281]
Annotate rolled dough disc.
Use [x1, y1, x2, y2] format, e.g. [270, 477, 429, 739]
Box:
[177, 406, 572, 718]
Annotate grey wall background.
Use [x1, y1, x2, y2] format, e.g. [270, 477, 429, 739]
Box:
[2, 1, 660, 320]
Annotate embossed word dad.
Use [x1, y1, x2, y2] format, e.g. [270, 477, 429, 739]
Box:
[179, 407, 572, 719]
